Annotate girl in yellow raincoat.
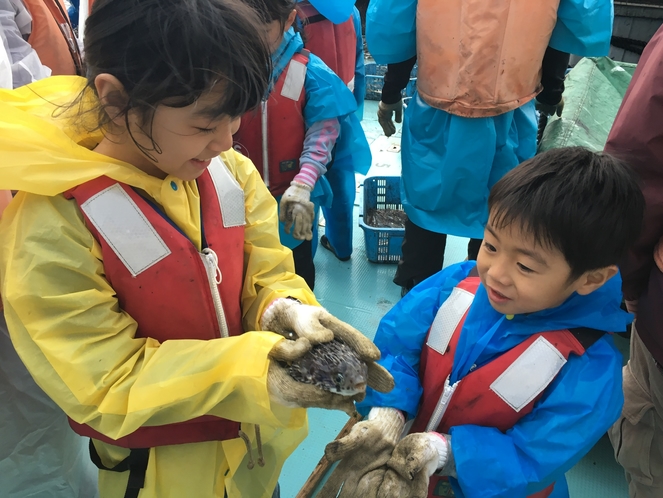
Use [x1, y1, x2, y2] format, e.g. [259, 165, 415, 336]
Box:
[0, 0, 393, 497]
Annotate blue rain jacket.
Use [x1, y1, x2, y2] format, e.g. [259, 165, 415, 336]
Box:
[358, 261, 628, 498]
[270, 29, 355, 249]
[365, 0, 613, 238]
[333, 7, 371, 175]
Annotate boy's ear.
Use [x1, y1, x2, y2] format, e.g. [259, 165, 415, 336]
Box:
[575, 265, 619, 295]
[94, 73, 130, 129]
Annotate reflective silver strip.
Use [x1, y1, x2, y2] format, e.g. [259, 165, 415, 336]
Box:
[207, 157, 246, 228]
[426, 287, 475, 355]
[80, 183, 171, 276]
[281, 58, 307, 101]
[490, 336, 567, 412]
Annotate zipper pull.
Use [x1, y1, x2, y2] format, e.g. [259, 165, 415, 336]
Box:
[202, 248, 222, 285]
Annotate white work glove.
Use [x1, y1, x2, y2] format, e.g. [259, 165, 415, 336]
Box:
[378, 432, 456, 498]
[377, 100, 403, 137]
[279, 181, 315, 241]
[261, 298, 395, 393]
[318, 407, 406, 498]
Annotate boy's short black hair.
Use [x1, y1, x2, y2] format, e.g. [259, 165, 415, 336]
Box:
[488, 146, 645, 278]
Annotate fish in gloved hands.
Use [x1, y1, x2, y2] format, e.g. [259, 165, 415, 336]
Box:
[262, 299, 394, 415]
[288, 340, 369, 396]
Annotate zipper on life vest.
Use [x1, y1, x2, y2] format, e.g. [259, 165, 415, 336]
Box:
[200, 248, 230, 338]
[425, 375, 459, 432]
[260, 99, 269, 188]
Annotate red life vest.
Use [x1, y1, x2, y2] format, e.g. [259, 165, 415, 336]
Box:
[413, 275, 594, 498]
[23, 0, 84, 76]
[233, 52, 309, 198]
[297, 1, 356, 88]
[63, 158, 246, 448]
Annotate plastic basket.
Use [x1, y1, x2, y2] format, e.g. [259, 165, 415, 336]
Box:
[359, 177, 406, 263]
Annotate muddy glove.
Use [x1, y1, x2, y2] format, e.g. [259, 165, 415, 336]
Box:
[262, 298, 395, 394]
[377, 100, 403, 137]
[378, 432, 455, 498]
[267, 339, 365, 415]
[535, 97, 564, 117]
[318, 407, 405, 498]
[279, 181, 314, 241]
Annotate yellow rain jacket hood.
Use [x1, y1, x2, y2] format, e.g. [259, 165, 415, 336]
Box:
[0, 76, 317, 498]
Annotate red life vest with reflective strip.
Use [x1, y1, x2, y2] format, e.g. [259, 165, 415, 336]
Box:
[413, 275, 591, 498]
[63, 158, 245, 448]
[233, 51, 309, 198]
[24, 0, 83, 76]
[297, 1, 356, 88]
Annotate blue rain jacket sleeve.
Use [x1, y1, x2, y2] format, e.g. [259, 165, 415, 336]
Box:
[302, 32, 371, 174]
[549, 0, 613, 56]
[357, 261, 477, 418]
[352, 8, 366, 114]
[450, 335, 623, 498]
[303, 51, 357, 128]
[366, 0, 417, 64]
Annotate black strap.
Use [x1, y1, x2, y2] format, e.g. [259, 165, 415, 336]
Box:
[89, 440, 150, 498]
[611, 35, 647, 55]
[568, 327, 606, 351]
[301, 13, 327, 25]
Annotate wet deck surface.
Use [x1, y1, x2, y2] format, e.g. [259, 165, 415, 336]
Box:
[280, 100, 630, 498]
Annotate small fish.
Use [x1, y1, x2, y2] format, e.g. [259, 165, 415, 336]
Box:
[287, 340, 368, 396]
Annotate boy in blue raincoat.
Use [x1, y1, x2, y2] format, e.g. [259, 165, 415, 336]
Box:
[318, 147, 645, 498]
[367, 0, 614, 295]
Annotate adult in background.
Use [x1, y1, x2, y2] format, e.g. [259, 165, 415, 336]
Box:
[604, 23, 663, 498]
[368, 0, 614, 295]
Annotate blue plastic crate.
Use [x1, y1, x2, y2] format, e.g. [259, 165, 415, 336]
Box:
[364, 60, 418, 102]
[359, 177, 406, 263]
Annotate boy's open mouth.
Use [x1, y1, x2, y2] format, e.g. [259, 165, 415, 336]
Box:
[487, 286, 511, 303]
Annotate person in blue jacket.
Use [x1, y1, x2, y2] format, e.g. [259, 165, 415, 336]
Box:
[235, 0, 361, 288]
[318, 147, 645, 498]
[296, 0, 371, 261]
[367, 0, 615, 295]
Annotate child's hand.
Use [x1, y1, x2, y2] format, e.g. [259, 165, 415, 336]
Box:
[317, 407, 405, 498]
[280, 182, 314, 240]
[378, 432, 456, 497]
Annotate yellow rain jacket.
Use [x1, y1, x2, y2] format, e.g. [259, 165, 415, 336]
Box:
[0, 76, 317, 498]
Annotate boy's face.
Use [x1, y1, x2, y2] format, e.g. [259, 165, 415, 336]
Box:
[476, 219, 587, 316]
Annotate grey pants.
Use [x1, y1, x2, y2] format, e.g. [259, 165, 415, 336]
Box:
[608, 327, 663, 497]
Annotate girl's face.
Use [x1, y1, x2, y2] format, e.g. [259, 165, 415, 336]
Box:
[95, 81, 241, 181]
[265, 9, 297, 53]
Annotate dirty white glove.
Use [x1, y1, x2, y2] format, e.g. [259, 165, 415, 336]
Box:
[318, 407, 406, 498]
[377, 100, 403, 137]
[378, 432, 455, 498]
[261, 298, 395, 393]
[279, 181, 314, 241]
